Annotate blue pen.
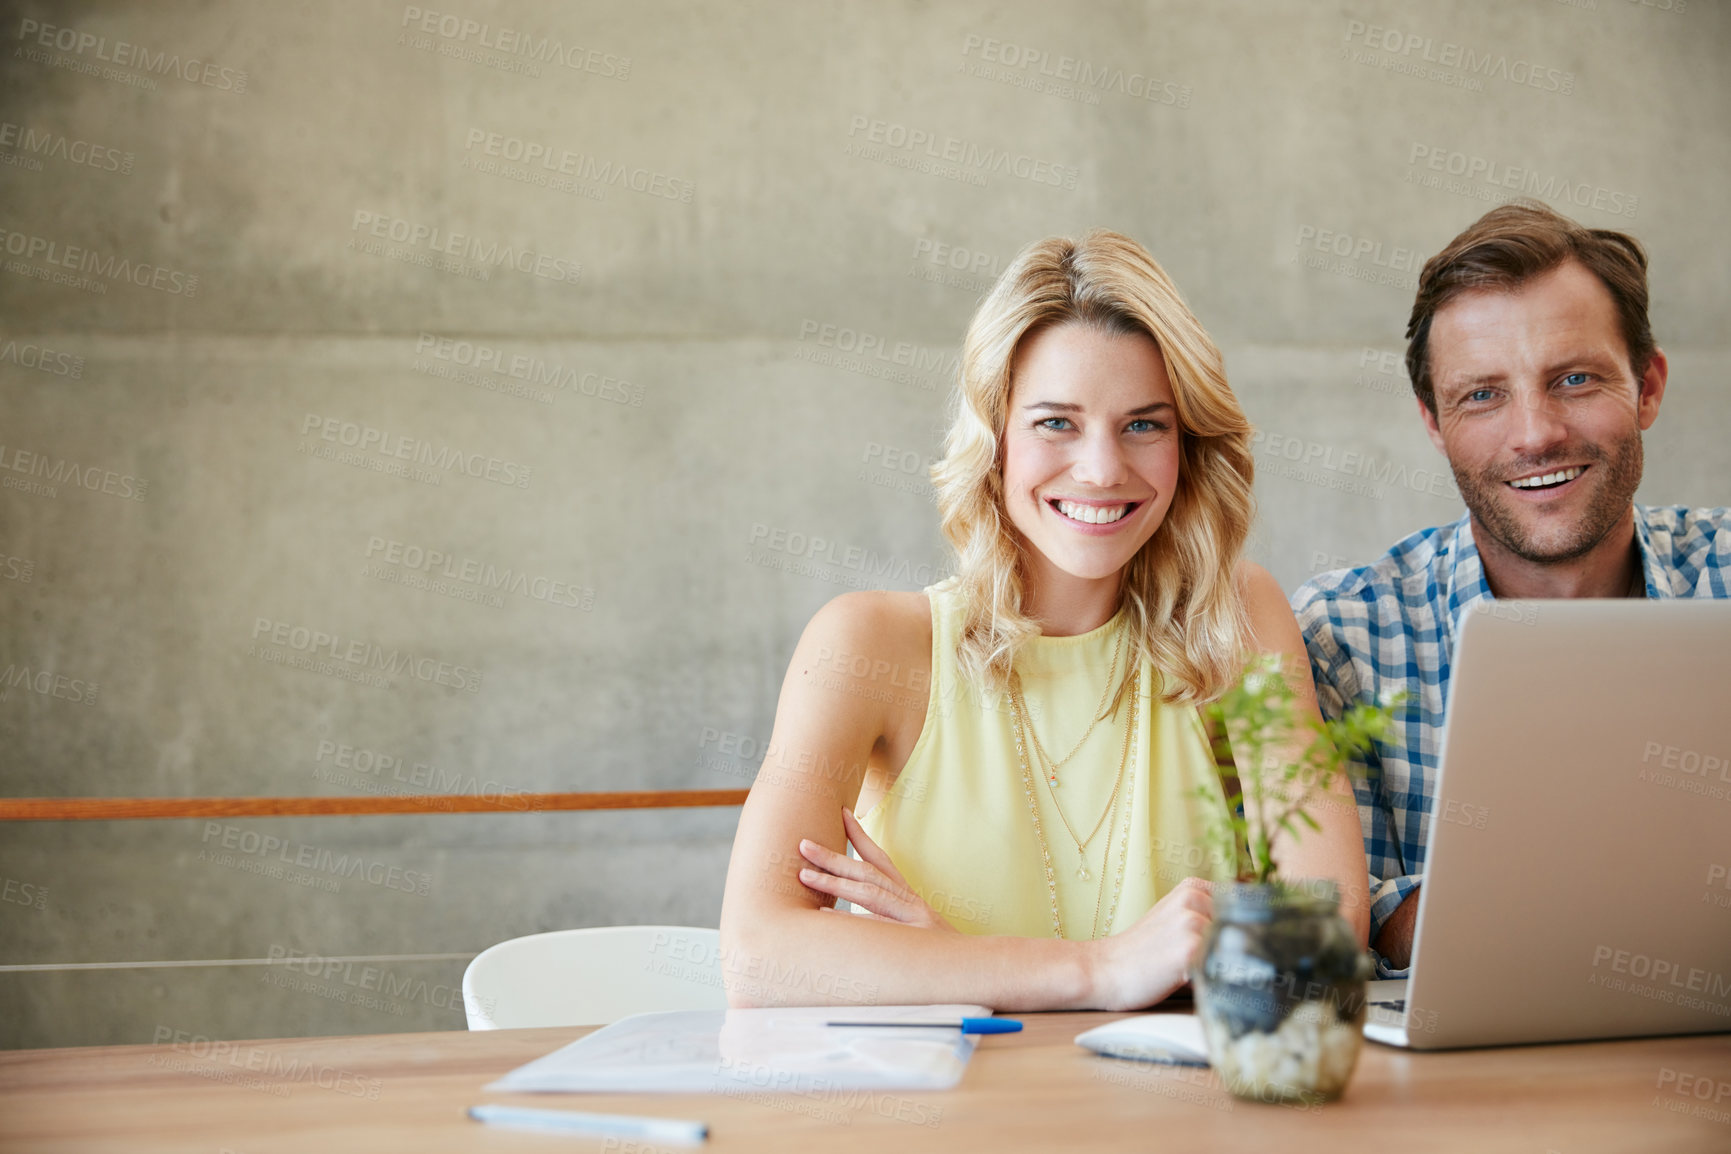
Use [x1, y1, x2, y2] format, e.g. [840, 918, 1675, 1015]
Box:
[468, 1104, 708, 1144]
[825, 1017, 1023, 1035]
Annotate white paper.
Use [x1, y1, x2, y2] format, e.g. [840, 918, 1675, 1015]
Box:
[487, 1004, 992, 1094]
[1073, 1013, 1210, 1066]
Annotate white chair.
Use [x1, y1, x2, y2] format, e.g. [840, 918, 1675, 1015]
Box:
[462, 925, 728, 1029]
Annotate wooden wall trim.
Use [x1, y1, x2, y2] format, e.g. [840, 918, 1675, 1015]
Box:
[0, 790, 750, 821]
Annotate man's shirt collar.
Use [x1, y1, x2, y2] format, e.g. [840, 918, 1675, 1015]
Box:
[1633, 508, 1680, 598]
[1443, 505, 1669, 646]
[1440, 512, 1490, 652]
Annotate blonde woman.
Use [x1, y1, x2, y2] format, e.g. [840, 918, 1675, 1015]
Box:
[719, 230, 1369, 1011]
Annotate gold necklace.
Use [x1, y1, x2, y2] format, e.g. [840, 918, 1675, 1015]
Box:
[1093, 718, 1137, 938]
[1012, 677, 1130, 881]
[1011, 679, 1139, 939]
[1015, 622, 1126, 789]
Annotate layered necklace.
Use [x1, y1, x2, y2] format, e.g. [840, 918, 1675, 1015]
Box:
[1021, 624, 1124, 790]
[1008, 622, 1139, 940]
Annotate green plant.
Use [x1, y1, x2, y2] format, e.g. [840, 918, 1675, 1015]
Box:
[1196, 653, 1405, 886]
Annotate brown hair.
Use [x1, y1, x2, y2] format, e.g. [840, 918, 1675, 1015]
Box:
[1405, 199, 1653, 413]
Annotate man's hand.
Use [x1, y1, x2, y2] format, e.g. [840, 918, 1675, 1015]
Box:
[1373, 884, 1422, 969]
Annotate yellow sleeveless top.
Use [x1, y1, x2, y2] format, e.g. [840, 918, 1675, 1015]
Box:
[858, 577, 1236, 940]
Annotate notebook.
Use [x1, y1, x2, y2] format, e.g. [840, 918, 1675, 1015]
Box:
[487, 1003, 992, 1094]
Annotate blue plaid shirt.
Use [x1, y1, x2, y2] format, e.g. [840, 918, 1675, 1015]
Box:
[1291, 504, 1731, 976]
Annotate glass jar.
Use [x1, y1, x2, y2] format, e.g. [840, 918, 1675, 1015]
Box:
[1190, 880, 1372, 1105]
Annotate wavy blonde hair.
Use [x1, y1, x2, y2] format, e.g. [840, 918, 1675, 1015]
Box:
[931, 229, 1255, 706]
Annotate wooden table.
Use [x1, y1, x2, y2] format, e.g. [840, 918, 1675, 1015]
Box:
[4, 1013, 1729, 1152]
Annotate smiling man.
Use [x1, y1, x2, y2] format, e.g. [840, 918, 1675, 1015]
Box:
[1292, 200, 1730, 976]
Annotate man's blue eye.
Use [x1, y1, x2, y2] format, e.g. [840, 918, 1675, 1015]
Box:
[1468, 389, 1495, 403]
[1562, 372, 1590, 387]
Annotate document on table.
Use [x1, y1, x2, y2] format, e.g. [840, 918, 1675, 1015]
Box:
[487, 1004, 992, 1094]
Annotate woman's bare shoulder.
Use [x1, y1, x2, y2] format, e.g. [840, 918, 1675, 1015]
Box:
[797, 590, 933, 670]
[777, 591, 936, 776]
[1232, 559, 1285, 608]
[1232, 560, 1309, 676]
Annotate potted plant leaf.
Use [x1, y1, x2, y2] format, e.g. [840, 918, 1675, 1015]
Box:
[1189, 653, 1404, 1105]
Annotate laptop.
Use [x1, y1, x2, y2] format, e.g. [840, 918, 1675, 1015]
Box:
[1363, 598, 1731, 1050]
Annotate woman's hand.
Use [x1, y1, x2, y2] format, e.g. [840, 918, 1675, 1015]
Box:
[797, 808, 957, 932]
[1087, 876, 1214, 1011]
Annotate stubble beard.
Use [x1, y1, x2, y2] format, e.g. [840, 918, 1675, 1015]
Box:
[1452, 428, 1644, 565]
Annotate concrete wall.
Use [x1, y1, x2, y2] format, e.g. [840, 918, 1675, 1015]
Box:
[2, 0, 1725, 1048]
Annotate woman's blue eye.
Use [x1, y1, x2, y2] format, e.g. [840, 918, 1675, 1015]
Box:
[1038, 417, 1073, 431]
[1126, 419, 1164, 434]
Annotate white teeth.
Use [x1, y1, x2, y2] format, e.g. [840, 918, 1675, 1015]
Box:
[1056, 500, 1130, 525]
[1508, 467, 1584, 490]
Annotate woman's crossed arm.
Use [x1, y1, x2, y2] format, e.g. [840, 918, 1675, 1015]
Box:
[717, 591, 1213, 1012]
